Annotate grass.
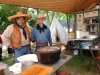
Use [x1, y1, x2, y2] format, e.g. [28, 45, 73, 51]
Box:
[2, 55, 14, 66]
[61, 50, 99, 75]
[2, 49, 15, 66]
[66, 55, 90, 70]
[64, 56, 98, 75]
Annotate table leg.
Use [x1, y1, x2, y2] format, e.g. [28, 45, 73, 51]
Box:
[78, 42, 83, 59]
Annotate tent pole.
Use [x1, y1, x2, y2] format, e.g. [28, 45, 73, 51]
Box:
[46, 10, 51, 27]
[36, 9, 40, 14]
[69, 14, 70, 33]
[74, 14, 76, 38]
[66, 14, 70, 33]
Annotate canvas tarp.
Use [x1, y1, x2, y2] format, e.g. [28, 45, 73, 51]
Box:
[0, 0, 99, 13]
[50, 17, 70, 44]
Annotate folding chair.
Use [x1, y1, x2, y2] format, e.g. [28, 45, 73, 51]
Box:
[88, 46, 100, 74]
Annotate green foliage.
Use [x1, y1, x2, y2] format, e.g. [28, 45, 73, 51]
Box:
[29, 19, 37, 27]
[0, 4, 21, 32]
[0, 4, 75, 32]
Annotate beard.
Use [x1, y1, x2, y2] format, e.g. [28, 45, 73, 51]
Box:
[19, 22, 26, 27]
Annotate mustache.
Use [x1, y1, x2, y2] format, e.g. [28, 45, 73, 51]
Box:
[14, 21, 26, 27]
[20, 22, 25, 25]
[18, 22, 26, 26]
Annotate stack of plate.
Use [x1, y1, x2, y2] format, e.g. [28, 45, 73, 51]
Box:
[81, 42, 92, 49]
[17, 54, 38, 65]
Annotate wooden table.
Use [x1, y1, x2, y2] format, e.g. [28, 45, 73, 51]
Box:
[4, 55, 72, 75]
[68, 37, 100, 57]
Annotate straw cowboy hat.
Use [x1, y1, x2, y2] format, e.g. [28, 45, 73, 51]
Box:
[36, 13, 46, 19]
[8, 11, 32, 21]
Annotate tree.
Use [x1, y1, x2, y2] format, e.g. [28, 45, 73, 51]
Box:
[0, 4, 21, 32]
[0, 4, 75, 32]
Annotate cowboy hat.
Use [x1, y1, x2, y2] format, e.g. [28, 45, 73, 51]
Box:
[8, 11, 32, 21]
[36, 13, 46, 19]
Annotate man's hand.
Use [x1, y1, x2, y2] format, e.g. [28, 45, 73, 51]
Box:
[0, 44, 2, 48]
[32, 42, 36, 47]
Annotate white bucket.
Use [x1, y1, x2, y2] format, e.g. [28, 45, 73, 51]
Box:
[73, 50, 78, 55]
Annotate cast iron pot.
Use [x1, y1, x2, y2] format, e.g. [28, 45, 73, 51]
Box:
[36, 46, 61, 65]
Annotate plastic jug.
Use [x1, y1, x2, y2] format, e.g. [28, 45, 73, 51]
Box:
[73, 50, 78, 55]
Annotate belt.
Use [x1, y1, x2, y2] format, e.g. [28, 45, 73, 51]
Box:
[37, 42, 48, 47]
[22, 44, 29, 47]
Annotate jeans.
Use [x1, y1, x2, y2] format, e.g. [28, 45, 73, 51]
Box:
[14, 45, 30, 63]
[7, 47, 13, 54]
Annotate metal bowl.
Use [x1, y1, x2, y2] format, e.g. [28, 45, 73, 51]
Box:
[82, 35, 98, 39]
[87, 35, 98, 39]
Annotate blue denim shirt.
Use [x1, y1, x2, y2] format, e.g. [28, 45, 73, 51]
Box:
[31, 26, 52, 45]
